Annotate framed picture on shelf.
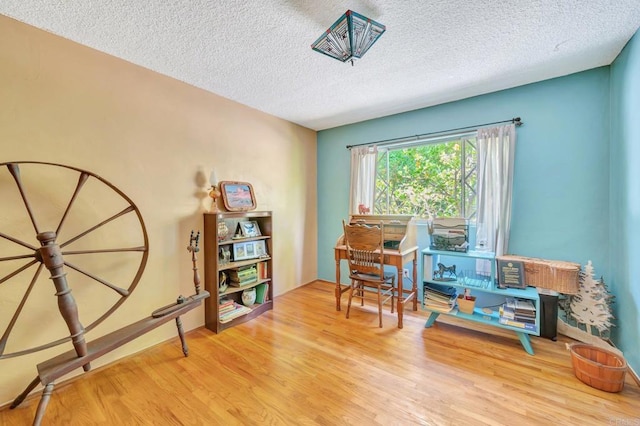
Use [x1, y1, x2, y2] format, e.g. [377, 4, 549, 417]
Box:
[254, 240, 267, 257]
[497, 258, 526, 289]
[238, 220, 261, 237]
[220, 181, 256, 211]
[233, 241, 250, 261]
[232, 240, 267, 261]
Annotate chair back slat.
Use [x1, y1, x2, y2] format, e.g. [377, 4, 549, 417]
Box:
[342, 220, 385, 279]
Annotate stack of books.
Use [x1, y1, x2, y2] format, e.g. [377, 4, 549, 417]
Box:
[499, 297, 537, 331]
[219, 299, 252, 323]
[424, 283, 457, 313]
[256, 262, 268, 280]
[229, 265, 258, 286]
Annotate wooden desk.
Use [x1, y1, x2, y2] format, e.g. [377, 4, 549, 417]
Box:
[334, 244, 418, 328]
[335, 215, 419, 328]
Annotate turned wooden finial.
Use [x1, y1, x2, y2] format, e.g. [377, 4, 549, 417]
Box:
[187, 230, 201, 295]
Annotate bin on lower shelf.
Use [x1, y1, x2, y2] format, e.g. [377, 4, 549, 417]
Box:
[457, 295, 476, 314]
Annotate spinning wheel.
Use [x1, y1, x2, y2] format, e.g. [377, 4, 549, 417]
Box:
[0, 161, 149, 359]
[0, 161, 208, 425]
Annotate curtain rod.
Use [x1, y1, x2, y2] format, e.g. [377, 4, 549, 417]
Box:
[345, 117, 522, 149]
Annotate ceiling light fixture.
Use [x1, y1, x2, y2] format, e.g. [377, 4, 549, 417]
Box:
[311, 10, 386, 66]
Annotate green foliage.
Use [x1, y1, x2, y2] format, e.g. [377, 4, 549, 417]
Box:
[375, 139, 476, 219]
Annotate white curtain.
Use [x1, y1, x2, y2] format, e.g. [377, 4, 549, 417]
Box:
[475, 123, 516, 257]
[349, 145, 378, 214]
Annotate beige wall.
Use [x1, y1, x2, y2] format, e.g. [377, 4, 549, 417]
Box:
[0, 15, 317, 405]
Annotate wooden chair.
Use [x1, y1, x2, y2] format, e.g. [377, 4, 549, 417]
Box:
[342, 220, 396, 328]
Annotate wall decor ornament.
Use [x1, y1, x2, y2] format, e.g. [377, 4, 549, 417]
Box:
[219, 246, 231, 265]
[219, 271, 229, 293]
[217, 221, 229, 242]
[433, 263, 457, 281]
[208, 170, 221, 212]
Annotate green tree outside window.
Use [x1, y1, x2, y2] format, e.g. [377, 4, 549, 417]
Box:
[374, 136, 477, 220]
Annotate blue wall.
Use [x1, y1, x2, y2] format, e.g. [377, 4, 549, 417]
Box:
[318, 68, 611, 284]
[318, 51, 640, 371]
[610, 30, 640, 372]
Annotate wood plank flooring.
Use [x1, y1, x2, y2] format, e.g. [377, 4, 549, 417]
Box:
[2, 280, 639, 425]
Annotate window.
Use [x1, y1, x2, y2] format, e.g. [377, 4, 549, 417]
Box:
[374, 133, 477, 220]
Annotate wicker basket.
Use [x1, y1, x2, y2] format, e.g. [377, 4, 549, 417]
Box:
[570, 344, 627, 392]
[497, 255, 580, 294]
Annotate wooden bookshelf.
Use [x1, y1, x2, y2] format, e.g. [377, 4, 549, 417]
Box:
[203, 211, 273, 333]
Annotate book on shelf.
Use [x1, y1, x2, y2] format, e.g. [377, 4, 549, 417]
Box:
[425, 306, 458, 315]
[219, 298, 234, 307]
[513, 315, 536, 324]
[500, 299, 536, 323]
[498, 317, 537, 331]
[229, 264, 256, 278]
[219, 301, 236, 314]
[229, 277, 257, 287]
[425, 288, 455, 299]
[220, 306, 236, 316]
[515, 304, 535, 315]
[425, 296, 455, 309]
[513, 307, 536, 317]
[424, 282, 455, 300]
[229, 265, 258, 286]
[424, 296, 454, 307]
[504, 297, 516, 310]
[424, 283, 456, 313]
[499, 305, 515, 320]
[256, 262, 269, 280]
[254, 282, 268, 304]
[424, 288, 456, 300]
[505, 297, 535, 313]
[219, 302, 253, 323]
[424, 301, 457, 313]
[424, 283, 457, 297]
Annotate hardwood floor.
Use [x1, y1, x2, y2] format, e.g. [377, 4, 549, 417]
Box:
[2, 280, 639, 425]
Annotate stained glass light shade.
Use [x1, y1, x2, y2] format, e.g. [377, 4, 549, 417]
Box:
[311, 10, 386, 64]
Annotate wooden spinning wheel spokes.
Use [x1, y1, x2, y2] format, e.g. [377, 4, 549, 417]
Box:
[0, 161, 149, 359]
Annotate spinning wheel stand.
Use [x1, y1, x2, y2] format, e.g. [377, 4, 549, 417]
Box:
[0, 162, 209, 425]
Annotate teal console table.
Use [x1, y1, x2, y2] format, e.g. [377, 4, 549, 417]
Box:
[422, 248, 540, 355]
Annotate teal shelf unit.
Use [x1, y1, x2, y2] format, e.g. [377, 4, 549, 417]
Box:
[422, 248, 540, 355]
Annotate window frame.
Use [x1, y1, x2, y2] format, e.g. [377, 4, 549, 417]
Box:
[373, 131, 477, 220]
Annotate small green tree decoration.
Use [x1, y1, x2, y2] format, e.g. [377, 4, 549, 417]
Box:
[567, 260, 615, 339]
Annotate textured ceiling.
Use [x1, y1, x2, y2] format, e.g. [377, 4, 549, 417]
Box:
[2, 1, 640, 130]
